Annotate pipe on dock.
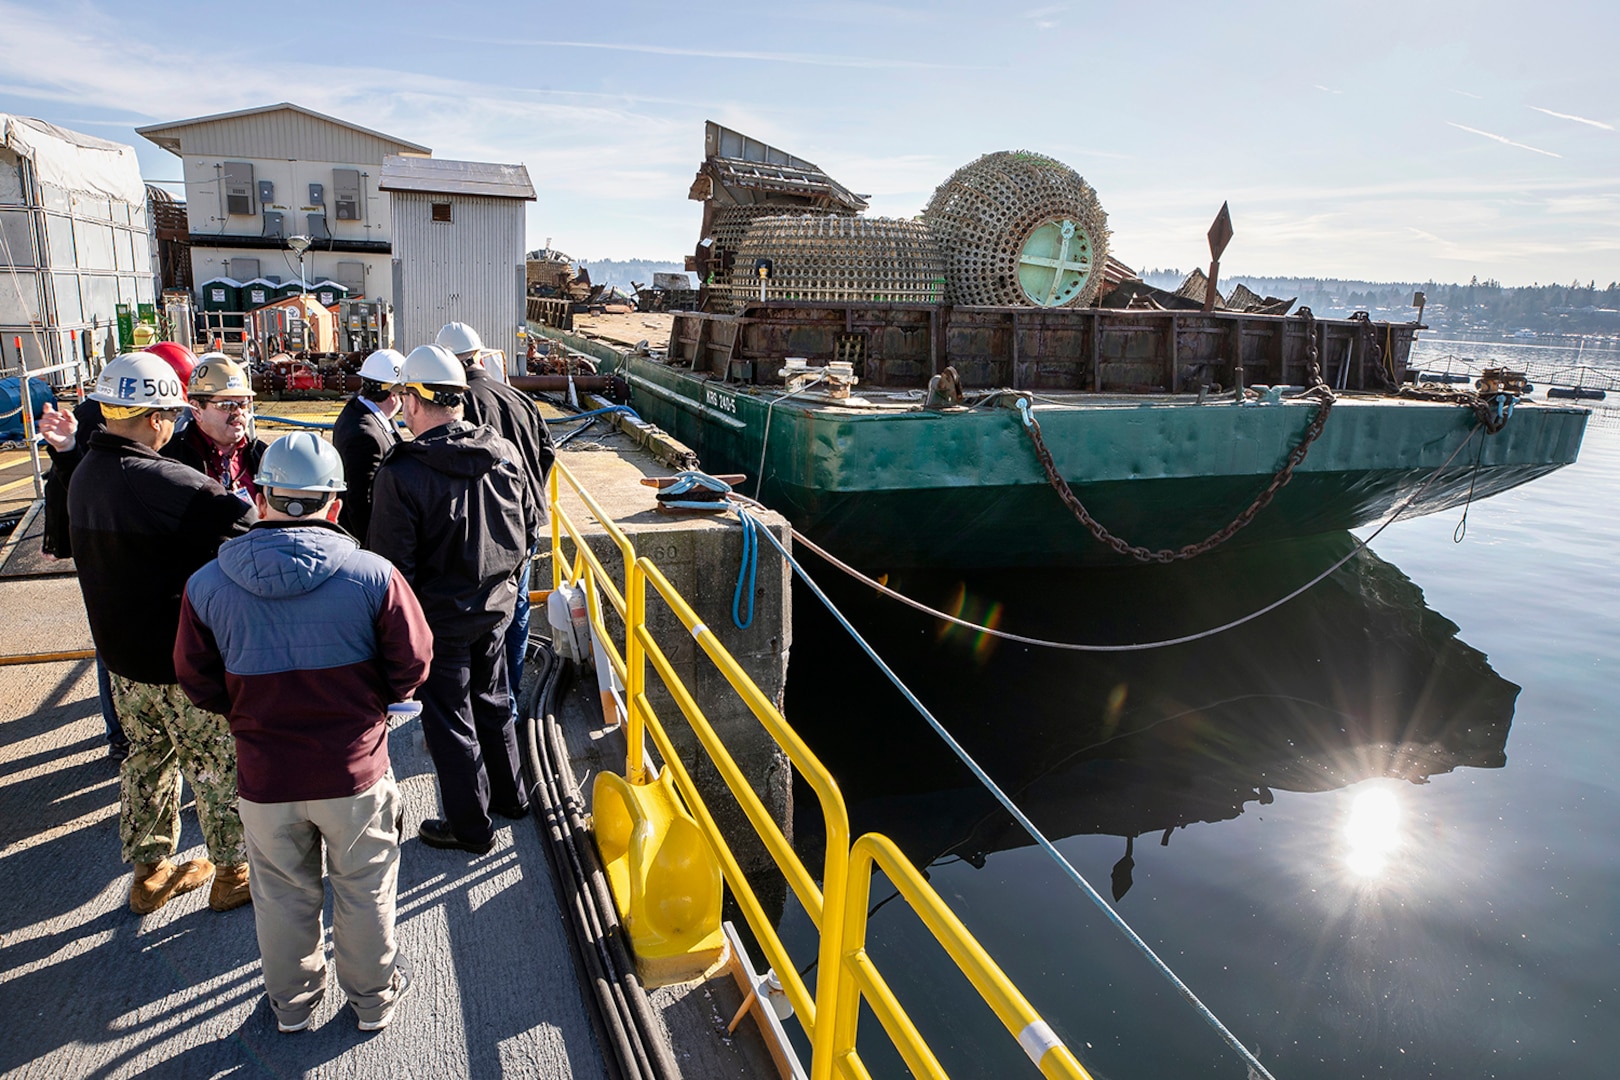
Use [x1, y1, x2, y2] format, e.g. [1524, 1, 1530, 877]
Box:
[0, 649, 96, 667]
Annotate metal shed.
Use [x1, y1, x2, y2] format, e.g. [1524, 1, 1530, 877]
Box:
[380, 156, 535, 374]
[0, 115, 156, 377]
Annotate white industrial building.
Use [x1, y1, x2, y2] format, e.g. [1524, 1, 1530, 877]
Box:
[0, 115, 156, 374]
[380, 155, 535, 373]
[136, 103, 430, 304]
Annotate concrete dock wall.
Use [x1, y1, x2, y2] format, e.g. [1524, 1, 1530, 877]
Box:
[538, 447, 793, 887]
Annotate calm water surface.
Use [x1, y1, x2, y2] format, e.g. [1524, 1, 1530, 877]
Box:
[779, 340, 1619, 1079]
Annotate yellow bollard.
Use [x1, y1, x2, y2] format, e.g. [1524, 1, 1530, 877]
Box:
[592, 769, 728, 987]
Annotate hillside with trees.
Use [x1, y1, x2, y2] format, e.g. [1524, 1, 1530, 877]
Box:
[1140, 270, 1620, 336]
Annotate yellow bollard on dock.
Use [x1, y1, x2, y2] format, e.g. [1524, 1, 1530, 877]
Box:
[592, 769, 728, 988]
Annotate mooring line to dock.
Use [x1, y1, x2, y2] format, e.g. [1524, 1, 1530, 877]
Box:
[766, 422, 1487, 653]
[744, 518, 1281, 1080]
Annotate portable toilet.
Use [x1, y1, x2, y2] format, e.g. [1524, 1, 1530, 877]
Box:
[199, 277, 243, 321]
[309, 280, 349, 308]
[274, 280, 309, 302]
[240, 278, 277, 310]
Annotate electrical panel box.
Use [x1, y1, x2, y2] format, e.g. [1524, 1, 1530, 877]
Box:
[223, 161, 256, 216]
[257, 180, 275, 206]
[308, 182, 324, 205]
[334, 260, 366, 299]
[333, 168, 362, 221]
[307, 214, 331, 241]
[229, 257, 261, 281]
[262, 211, 285, 239]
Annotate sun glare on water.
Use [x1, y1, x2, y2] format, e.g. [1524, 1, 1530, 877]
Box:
[1343, 785, 1404, 878]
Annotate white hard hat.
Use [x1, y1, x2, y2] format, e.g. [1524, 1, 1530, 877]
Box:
[399, 344, 468, 399]
[358, 348, 406, 385]
[88, 352, 189, 411]
[436, 321, 483, 358]
[255, 432, 346, 496]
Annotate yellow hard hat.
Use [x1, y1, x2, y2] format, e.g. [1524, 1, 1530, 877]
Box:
[189, 356, 256, 399]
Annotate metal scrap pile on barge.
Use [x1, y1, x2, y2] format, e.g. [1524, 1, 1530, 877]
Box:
[539, 122, 1590, 568]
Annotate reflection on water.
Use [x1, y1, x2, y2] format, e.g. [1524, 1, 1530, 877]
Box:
[1342, 784, 1403, 879]
[789, 532, 1518, 889]
[783, 531, 1524, 1078]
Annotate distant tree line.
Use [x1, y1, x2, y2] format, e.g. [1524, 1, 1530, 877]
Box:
[1139, 270, 1620, 335]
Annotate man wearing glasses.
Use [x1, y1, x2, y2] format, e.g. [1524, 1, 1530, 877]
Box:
[68, 352, 258, 915]
[163, 355, 268, 504]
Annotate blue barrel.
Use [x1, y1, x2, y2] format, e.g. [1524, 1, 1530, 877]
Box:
[0, 375, 59, 441]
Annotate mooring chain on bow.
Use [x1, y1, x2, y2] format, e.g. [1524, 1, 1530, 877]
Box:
[1396, 384, 1513, 435]
[1300, 306, 1323, 387]
[1021, 384, 1335, 564]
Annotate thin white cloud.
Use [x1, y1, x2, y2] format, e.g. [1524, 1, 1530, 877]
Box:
[1449, 89, 1483, 100]
[1446, 122, 1562, 158]
[1023, 3, 1068, 27]
[1314, 84, 1344, 95]
[1528, 105, 1614, 131]
[463, 37, 973, 71]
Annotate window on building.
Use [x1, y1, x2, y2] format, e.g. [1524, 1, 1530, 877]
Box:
[431, 202, 453, 223]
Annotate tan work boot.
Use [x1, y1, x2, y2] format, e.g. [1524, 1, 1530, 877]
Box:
[130, 857, 216, 915]
[209, 863, 252, 911]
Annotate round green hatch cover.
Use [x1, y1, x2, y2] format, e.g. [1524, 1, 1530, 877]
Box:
[1017, 218, 1093, 306]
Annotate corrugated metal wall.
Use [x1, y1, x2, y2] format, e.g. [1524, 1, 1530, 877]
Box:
[391, 191, 524, 368]
[161, 112, 423, 168]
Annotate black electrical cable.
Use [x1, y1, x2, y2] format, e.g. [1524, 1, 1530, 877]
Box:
[529, 667, 660, 1080]
[522, 643, 634, 1080]
[521, 640, 680, 1080]
[539, 705, 678, 1080]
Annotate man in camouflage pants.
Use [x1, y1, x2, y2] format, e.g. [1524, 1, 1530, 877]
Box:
[113, 678, 244, 894]
[68, 353, 257, 914]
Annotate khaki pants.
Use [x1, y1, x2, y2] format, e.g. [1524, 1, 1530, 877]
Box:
[111, 675, 245, 866]
[239, 773, 405, 1027]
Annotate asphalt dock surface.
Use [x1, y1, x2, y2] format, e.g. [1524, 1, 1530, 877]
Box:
[0, 576, 610, 1079]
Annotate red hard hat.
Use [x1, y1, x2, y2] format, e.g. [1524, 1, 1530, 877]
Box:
[144, 342, 197, 394]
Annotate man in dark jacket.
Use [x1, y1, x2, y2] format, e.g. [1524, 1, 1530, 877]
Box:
[39, 341, 199, 762]
[332, 349, 404, 543]
[162, 355, 267, 505]
[175, 432, 432, 1034]
[68, 352, 257, 915]
[452, 324, 555, 736]
[369, 344, 536, 855]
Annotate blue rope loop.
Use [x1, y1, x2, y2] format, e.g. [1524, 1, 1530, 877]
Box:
[551, 404, 643, 425]
[732, 506, 758, 629]
[657, 470, 733, 499]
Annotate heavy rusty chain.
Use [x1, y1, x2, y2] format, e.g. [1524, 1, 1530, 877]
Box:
[1395, 385, 1511, 434]
[1021, 307, 1337, 564]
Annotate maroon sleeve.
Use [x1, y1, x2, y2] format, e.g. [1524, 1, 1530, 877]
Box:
[174, 588, 233, 715]
[378, 569, 433, 701]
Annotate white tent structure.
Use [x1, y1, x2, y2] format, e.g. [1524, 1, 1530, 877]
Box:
[0, 115, 156, 378]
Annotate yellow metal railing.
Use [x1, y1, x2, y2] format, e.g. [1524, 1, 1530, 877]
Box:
[547, 459, 1089, 1080]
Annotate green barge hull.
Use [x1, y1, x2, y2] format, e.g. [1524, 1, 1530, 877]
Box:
[535, 317, 1588, 569]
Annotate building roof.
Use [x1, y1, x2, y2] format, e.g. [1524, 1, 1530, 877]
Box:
[378, 155, 536, 200]
[1, 114, 147, 205]
[135, 102, 430, 157]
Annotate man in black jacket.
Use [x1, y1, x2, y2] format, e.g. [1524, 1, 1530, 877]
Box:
[332, 349, 404, 544]
[369, 344, 537, 855]
[68, 353, 258, 915]
[448, 323, 556, 739]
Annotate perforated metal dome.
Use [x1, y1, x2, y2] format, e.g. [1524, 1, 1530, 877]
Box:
[923, 151, 1109, 308]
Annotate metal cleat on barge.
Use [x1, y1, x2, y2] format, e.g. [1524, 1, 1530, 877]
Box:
[554, 122, 1591, 568]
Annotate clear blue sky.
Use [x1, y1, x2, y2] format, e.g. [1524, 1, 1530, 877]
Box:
[3, 0, 1616, 286]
